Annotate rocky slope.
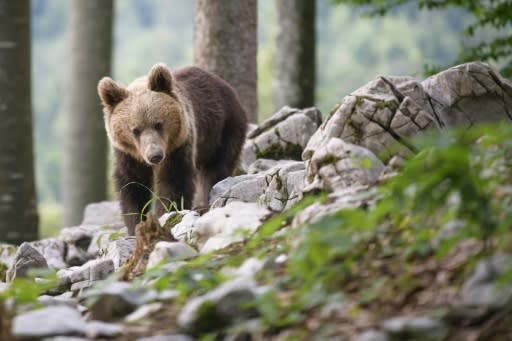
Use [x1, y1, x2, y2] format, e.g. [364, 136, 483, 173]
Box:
[1, 62, 512, 340]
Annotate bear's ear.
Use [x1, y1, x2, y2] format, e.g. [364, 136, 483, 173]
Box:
[98, 77, 128, 112]
[148, 63, 174, 95]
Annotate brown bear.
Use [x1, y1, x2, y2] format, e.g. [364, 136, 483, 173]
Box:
[98, 64, 248, 235]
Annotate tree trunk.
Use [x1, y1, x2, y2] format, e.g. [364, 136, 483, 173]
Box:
[63, 0, 113, 226]
[194, 0, 258, 122]
[0, 0, 39, 244]
[272, 0, 316, 111]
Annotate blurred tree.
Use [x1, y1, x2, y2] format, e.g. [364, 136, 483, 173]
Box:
[0, 0, 39, 243]
[194, 0, 258, 122]
[333, 0, 512, 76]
[63, 0, 113, 226]
[272, 0, 316, 112]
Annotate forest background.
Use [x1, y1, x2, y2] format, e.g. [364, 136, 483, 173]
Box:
[33, 0, 480, 234]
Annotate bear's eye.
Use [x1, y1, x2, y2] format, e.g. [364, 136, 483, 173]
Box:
[154, 122, 163, 131]
[132, 128, 141, 137]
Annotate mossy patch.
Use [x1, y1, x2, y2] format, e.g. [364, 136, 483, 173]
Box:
[255, 142, 303, 161]
[317, 155, 342, 168]
[163, 213, 184, 230]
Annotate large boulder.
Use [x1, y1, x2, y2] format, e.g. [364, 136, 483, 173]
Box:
[240, 106, 322, 172]
[304, 62, 512, 163]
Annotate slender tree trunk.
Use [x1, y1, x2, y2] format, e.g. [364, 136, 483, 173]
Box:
[194, 0, 258, 122]
[0, 0, 39, 244]
[272, 0, 316, 111]
[63, 0, 113, 226]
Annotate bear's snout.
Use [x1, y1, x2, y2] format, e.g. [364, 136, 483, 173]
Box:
[149, 152, 164, 164]
[140, 131, 165, 165]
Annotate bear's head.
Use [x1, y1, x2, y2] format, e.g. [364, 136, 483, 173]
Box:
[98, 63, 188, 165]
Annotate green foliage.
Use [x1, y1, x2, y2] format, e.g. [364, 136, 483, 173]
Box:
[333, 0, 512, 76]
[0, 269, 58, 306]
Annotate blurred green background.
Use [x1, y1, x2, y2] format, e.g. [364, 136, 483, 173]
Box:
[33, 0, 472, 236]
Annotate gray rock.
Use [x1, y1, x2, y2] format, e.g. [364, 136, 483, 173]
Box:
[67, 259, 115, 284]
[352, 330, 389, 341]
[85, 281, 154, 321]
[6, 242, 48, 282]
[293, 185, 378, 227]
[60, 225, 101, 266]
[159, 210, 200, 244]
[38, 294, 79, 309]
[240, 107, 322, 172]
[125, 302, 163, 323]
[422, 62, 512, 127]
[461, 254, 512, 309]
[194, 202, 270, 253]
[222, 258, 264, 279]
[177, 277, 260, 334]
[85, 320, 123, 339]
[210, 174, 267, 208]
[259, 168, 305, 211]
[147, 241, 198, 268]
[0, 243, 17, 279]
[101, 236, 136, 270]
[28, 238, 67, 270]
[81, 200, 124, 229]
[12, 306, 87, 339]
[304, 62, 512, 164]
[210, 161, 306, 211]
[247, 159, 304, 175]
[381, 316, 447, 341]
[136, 335, 195, 341]
[304, 137, 384, 194]
[87, 228, 126, 257]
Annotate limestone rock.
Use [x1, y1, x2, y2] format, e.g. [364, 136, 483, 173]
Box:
[67, 258, 115, 284]
[86, 281, 154, 321]
[81, 200, 124, 229]
[59, 225, 101, 266]
[28, 237, 67, 270]
[159, 210, 200, 244]
[147, 241, 198, 268]
[12, 306, 87, 339]
[352, 330, 389, 341]
[304, 137, 383, 194]
[381, 316, 447, 341]
[422, 62, 512, 127]
[461, 254, 512, 309]
[177, 277, 260, 334]
[6, 242, 48, 282]
[87, 228, 127, 257]
[304, 62, 512, 164]
[86, 320, 123, 339]
[101, 236, 136, 270]
[240, 106, 322, 172]
[194, 202, 270, 253]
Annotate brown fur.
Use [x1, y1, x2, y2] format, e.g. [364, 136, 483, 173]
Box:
[98, 64, 248, 235]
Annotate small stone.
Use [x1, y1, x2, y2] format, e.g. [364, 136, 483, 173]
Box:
[68, 258, 115, 284]
[12, 306, 87, 339]
[60, 225, 100, 266]
[147, 241, 198, 268]
[85, 281, 153, 321]
[86, 320, 123, 339]
[136, 335, 195, 341]
[28, 238, 67, 270]
[81, 200, 124, 229]
[125, 302, 163, 323]
[381, 316, 447, 341]
[6, 242, 48, 282]
[461, 254, 512, 309]
[194, 202, 270, 253]
[177, 277, 260, 335]
[352, 330, 389, 341]
[101, 236, 136, 270]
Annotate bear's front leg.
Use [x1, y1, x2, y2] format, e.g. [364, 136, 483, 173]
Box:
[156, 146, 195, 216]
[113, 149, 153, 235]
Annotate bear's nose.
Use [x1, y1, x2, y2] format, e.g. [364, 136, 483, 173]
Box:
[149, 153, 163, 164]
